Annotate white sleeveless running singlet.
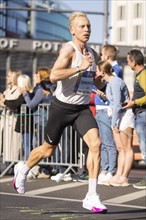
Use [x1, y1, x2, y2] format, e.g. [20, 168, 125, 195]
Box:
[55, 41, 96, 105]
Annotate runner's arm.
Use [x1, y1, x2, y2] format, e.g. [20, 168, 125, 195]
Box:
[50, 43, 94, 83]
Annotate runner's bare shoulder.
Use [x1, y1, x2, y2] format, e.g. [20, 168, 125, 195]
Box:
[60, 42, 75, 57]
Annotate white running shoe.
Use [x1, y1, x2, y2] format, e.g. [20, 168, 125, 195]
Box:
[12, 161, 26, 194]
[98, 172, 107, 185]
[102, 173, 113, 186]
[51, 173, 72, 182]
[83, 193, 107, 213]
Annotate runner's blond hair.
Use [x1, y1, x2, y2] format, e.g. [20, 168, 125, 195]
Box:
[69, 11, 88, 28]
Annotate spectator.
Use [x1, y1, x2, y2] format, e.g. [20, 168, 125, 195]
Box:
[0, 70, 21, 161]
[98, 60, 134, 187]
[21, 67, 56, 179]
[94, 45, 122, 185]
[22, 67, 56, 146]
[3, 74, 34, 160]
[124, 49, 146, 189]
[94, 76, 117, 185]
[100, 45, 123, 78]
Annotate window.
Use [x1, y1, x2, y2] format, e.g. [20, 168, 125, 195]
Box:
[133, 25, 142, 40]
[134, 3, 142, 18]
[117, 27, 125, 42]
[117, 5, 125, 20]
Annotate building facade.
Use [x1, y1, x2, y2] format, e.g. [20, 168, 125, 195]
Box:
[0, 0, 28, 38]
[0, 0, 146, 93]
[0, 0, 71, 41]
[110, 0, 146, 93]
[0, 0, 71, 92]
[110, 0, 146, 47]
[27, 0, 71, 41]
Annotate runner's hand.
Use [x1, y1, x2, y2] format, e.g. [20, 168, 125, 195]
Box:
[79, 48, 93, 71]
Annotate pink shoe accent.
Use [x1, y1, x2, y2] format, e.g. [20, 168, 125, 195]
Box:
[92, 207, 107, 213]
[12, 178, 18, 192]
[12, 178, 24, 194]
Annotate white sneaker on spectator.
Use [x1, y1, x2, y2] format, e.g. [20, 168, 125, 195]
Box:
[51, 173, 63, 181]
[83, 193, 107, 213]
[51, 173, 72, 182]
[102, 173, 113, 186]
[27, 170, 36, 180]
[63, 173, 72, 181]
[12, 161, 26, 194]
[37, 171, 50, 179]
[98, 172, 107, 185]
[27, 165, 40, 179]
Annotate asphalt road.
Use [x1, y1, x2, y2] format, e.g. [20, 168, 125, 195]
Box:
[0, 167, 146, 220]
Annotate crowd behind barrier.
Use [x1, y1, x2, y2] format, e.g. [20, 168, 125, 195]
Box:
[0, 103, 144, 178]
[0, 104, 85, 178]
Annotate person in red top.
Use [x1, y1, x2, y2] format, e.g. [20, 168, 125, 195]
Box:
[89, 91, 96, 117]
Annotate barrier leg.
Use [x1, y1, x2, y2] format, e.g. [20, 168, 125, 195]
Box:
[0, 162, 15, 178]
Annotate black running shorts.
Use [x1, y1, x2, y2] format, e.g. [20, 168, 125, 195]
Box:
[44, 97, 98, 145]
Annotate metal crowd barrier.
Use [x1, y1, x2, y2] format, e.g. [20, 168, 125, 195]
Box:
[0, 104, 85, 178]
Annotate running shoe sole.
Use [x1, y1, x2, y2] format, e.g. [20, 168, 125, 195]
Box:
[83, 200, 107, 213]
[12, 178, 18, 192]
[102, 182, 110, 186]
[12, 175, 23, 193]
[12, 164, 19, 193]
[110, 182, 130, 187]
[83, 203, 107, 213]
[12, 163, 25, 194]
[133, 185, 146, 189]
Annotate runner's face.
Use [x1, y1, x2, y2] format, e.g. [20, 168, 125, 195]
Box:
[70, 17, 91, 42]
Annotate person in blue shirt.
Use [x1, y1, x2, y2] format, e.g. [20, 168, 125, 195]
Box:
[98, 60, 134, 187]
[100, 45, 123, 79]
[94, 45, 122, 185]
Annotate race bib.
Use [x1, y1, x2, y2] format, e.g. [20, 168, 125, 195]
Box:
[74, 70, 95, 95]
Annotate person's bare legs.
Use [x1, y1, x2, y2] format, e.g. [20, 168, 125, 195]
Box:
[112, 128, 133, 177]
[26, 141, 57, 169]
[115, 149, 125, 177]
[110, 127, 134, 186]
[83, 128, 101, 179]
[12, 141, 57, 194]
[82, 128, 107, 213]
[113, 129, 125, 177]
[83, 128, 101, 195]
[120, 127, 134, 178]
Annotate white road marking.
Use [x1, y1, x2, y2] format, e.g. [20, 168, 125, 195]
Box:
[1, 192, 81, 203]
[25, 182, 87, 196]
[0, 192, 145, 210]
[0, 177, 13, 183]
[104, 190, 146, 204]
[1, 177, 145, 210]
